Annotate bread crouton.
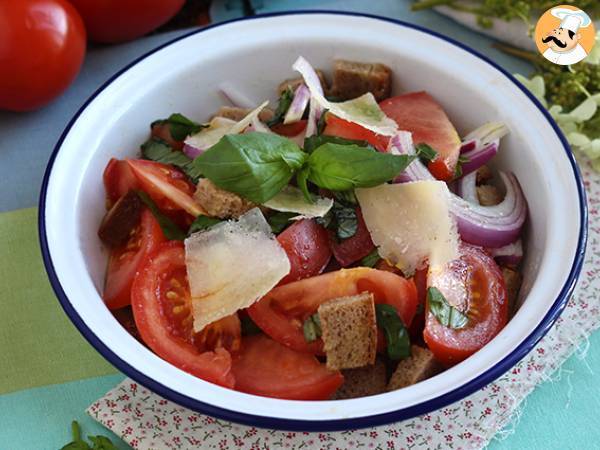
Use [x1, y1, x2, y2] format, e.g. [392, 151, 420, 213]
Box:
[193, 179, 256, 219]
[387, 345, 441, 391]
[329, 60, 392, 102]
[212, 106, 274, 123]
[277, 69, 329, 95]
[476, 165, 493, 185]
[334, 359, 387, 399]
[502, 267, 522, 311]
[318, 292, 377, 370]
[477, 184, 503, 206]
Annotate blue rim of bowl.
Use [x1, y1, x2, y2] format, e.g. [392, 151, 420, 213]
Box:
[38, 10, 588, 432]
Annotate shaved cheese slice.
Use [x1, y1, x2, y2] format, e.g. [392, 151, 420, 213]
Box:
[292, 56, 398, 136]
[356, 181, 459, 275]
[184, 101, 269, 151]
[185, 208, 290, 332]
[263, 185, 333, 218]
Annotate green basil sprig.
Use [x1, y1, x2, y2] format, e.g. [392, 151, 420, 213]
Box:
[151, 113, 206, 141]
[415, 142, 438, 163]
[136, 191, 186, 241]
[303, 133, 375, 154]
[317, 200, 358, 241]
[375, 304, 411, 360]
[241, 315, 263, 336]
[141, 137, 202, 183]
[267, 211, 297, 234]
[360, 249, 381, 268]
[266, 87, 294, 127]
[188, 215, 223, 235]
[192, 132, 307, 204]
[427, 287, 468, 329]
[303, 313, 322, 342]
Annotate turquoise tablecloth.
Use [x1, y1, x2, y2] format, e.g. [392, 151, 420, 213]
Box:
[1, 1, 598, 449]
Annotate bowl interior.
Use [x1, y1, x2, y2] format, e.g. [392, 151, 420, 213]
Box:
[42, 13, 583, 427]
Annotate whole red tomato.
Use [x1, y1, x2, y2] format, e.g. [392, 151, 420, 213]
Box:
[69, 0, 185, 44]
[0, 0, 86, 112]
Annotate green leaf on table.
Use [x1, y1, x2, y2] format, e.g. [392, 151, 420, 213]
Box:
[88, 435, 118, 450]
[375, 304, 410, 360]
[136, 190, 187, 241]
[266, 87, 294, 127]
[141, 137, 202, 183]
[427, 287, 468, 329]
[192, 132, 307, 204]
[152, 113, 206, 141]
[60, 421, 117, 450]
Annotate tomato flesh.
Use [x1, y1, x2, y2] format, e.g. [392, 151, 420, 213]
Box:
[323, 115, 389, 151]
[231, 335, 343, 400]
[126, 159, 205, 217]
[271, 120, 307, 137]
[131, 241, 237, 387]
[248, 267, 418, 354]
[151, 122, 184, 150]
[103, 209, 166, 310]
[329, 208, 375, 267]
[0, 0, 86, 111]
[424, 244, 508, 366]
[277, 219, 331, 285]
[103, 158, 140, 207]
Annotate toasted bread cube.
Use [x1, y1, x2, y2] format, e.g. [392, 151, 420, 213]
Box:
[329, 60, 392, 102]
[318, 292, 377, 370]
[277, 69, 329, 95]
[477, 184, 503, 206]
[193, 179, 256, 219]
[476, 165, 493, 185]
[334, 358, 387, 399]
[387, 345, 441, 391]
[212, 106, 274, 123]
[502, 267, 522, 311]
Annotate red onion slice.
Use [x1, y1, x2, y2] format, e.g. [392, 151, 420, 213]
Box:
[461, 122, 509, 153]
[457, 170, 479, 204]
[460, 140, 499, 176]
[183, 143, 204, 158]
[283, 84, 310, 124]
[218, 82, 256, 109]
[388, 132, 435, 182]
[491, 239, 523, 266]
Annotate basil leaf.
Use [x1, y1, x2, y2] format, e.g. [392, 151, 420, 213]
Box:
[241, 315, 262, 335]
[266, 87, 294, 127]
[136, 191, 187, 241]
[316, 108, 329, 135]
[141, 137, 202, 183]
[360, 249, 380, 267]
[427, 287, 468, 329]
[303, 313, 322, 342]
[188, 215, 223, 235]
[415, 142, 438, 163]
[267, 211, 296, 234]
[332, 189, 357, 205]
[193, 132, 307, 204]
[152, 113, 205, 141]
[375, 304, 411, 360]
[306, 143, 415, 191]
[303, 134, 375, 154]
[332, 201, 358, 240]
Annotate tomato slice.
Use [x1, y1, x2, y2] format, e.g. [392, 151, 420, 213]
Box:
[330, 208, 375, 267]
[277, 219, 331, 285]
[103, 209, 166, 310]
[379, 92, 461, 181]
[131, 241, 238, 387]
[126, 159, 205, 217]
[103, 158, 139, 207]
[151, 122, 184, 150]
[323, 115, 389, 151]
[271, 120, 307, 137]
[424, 244, 508, 366]
[231, 335, 343, 400]
[248, 267, 418, 354]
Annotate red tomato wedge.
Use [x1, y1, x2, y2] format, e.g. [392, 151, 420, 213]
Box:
[271, 120, 307, 137]
[103, 158, 139, 207]
[231, 335, 343, 400]
[126, 159, 205, 217]
[424, 244, 508, 366]
[329, 208, 375, 267]
[151, 122, 184, 150]
[323, 115, 388, 151]
[277, 219, 331, 285]
[380, 92, 461, 181]
[131, 241, 237, 388]
[103, 209, 166, 310]
[248, 267, 418, 354]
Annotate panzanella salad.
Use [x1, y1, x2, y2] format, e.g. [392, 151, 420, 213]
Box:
[98, 56, 527, 400]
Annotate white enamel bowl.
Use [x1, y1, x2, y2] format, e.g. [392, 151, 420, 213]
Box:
[39, 12, 587, 431]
